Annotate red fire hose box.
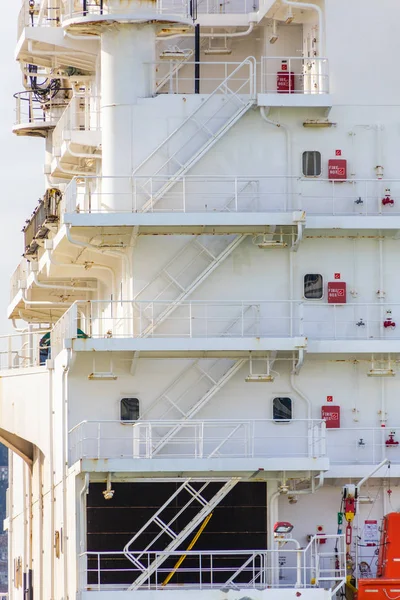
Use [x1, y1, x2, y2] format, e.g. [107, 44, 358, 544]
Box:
[321, 405, 340, 429]
[277, 62, 295, 94]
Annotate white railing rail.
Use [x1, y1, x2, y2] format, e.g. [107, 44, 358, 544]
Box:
[18, 0, 59, 38]
[52, 93, 101, 151]
[48, 299, 400, 359]
[197, 0, 259, 13]
[51, 303, 78, 359]
[61, 0, 189, 19]
[14, 90, 71, 128]
[303, 302, 400, 341]
[51, 299, 303, 343]
[327, 427, 400, 465]
[261, 56, 329, 95]
[63, 176, 400, 216]
[65, 175, 286, 213]
[152, 59, 257, 95]
[300, 178, 400, 215]
[10, 260, 30, 303]
[0, 330, 50, 371]
[68, 418, 326, 463]
[79, 535, 346, 592]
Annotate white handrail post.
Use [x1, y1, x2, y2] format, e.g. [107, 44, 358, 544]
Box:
[7, 336, 12, 370]
[235, 177, 238, 211]
[299, 302, 304, 336]
[97, 422, 101, 458]
[189, 302, 192, 338]
[182, 176, 186, 212]
[333, 304, 337, 339]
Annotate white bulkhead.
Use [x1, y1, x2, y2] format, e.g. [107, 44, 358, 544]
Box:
[3, 1, 400, 599]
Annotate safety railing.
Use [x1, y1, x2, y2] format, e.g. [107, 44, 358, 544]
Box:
[79, 535, 346, 592]
[18, 0, 60, 39]
[64, 175, 291, 213]
[10, 260, 30, 303]
[51, 299, 303, 343]
[303, 303, 400, 340]
[63, 176, 400, 216]
[0, 330, 50, 371]
[52, 93, 101, 152]
[47, 300, 400, 359]
[69, 418, 326, 464]
[153, 59, 257, 95]
[14, 89, 71, 129]
[197, 0, 258, 13]
[300, 179, 400, 215]
[327, 428, 400, 465]
[60, 0, 189, 19]
[261, 57, 329, 95]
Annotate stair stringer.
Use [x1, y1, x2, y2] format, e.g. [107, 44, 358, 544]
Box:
[124, 477, 241, 590]
[134, 56, 257, 210]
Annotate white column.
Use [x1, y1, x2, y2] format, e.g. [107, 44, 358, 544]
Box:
[101, 23, 156, 211]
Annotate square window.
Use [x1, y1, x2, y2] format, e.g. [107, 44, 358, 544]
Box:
[302, 151, 322, 177]
[120, 398, 140, 421]
[273, 397, 292, 421]
[304, 274, 323, 299]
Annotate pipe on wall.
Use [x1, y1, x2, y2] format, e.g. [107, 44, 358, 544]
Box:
[280, 0, 325, 55]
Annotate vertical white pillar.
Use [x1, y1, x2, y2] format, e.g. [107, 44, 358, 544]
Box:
[101, 23, 156, 211]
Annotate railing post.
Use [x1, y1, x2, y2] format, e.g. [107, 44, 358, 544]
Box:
[7, 336, 12, 370]
[333, 304, 337, 339]
[234, 178, 238, 212]
[182, 176, 186, 212]
[97, 423, 101, 459]
[299, 302, 304, 336]
[97, 553, 100, 591]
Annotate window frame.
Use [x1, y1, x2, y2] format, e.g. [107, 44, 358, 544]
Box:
[120, 397, 140, 422]
[272, 396, 293, 423]
[302, 150, 322, 178]
[303, 273, 324, 300]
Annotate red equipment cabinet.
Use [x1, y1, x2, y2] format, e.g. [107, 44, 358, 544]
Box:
[328, 282, 346, 304]
[277, 62, 295, 93]
[321, 405, 340, 429]
[328, 159, 347, 180]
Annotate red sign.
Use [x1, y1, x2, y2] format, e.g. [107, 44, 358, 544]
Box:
[328, 159, 347, 180]
[327, 396, 333, 403]
[334, 273, 341, 280]
[322, 405, 340, 429]
[328, 281, 346, 304]
[335, 149, 342, 156]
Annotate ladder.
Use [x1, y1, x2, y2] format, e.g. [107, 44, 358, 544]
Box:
[134, 56, 257, 210]
[124, 477, 240, 590]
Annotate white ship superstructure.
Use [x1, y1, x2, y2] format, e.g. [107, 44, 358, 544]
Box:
[3, 0, 400, 598]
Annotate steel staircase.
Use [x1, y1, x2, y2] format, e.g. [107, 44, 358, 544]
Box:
[134, 56, 257, 210]
[124, 477, 240, 590]
[136, 234, 247, 334]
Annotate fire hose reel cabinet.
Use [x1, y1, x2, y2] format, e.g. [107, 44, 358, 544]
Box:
[328, 159, 347, 180]
[277, 61, 295, 94]
[328, 281, 346, 304]
[321, 405, 340, 429]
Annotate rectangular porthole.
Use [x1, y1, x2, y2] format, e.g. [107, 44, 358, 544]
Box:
[120, 398, 140, 421]
[273, 397, 293, 422]
[304, 274, 323, 299]
[302, 151, 322, 177]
